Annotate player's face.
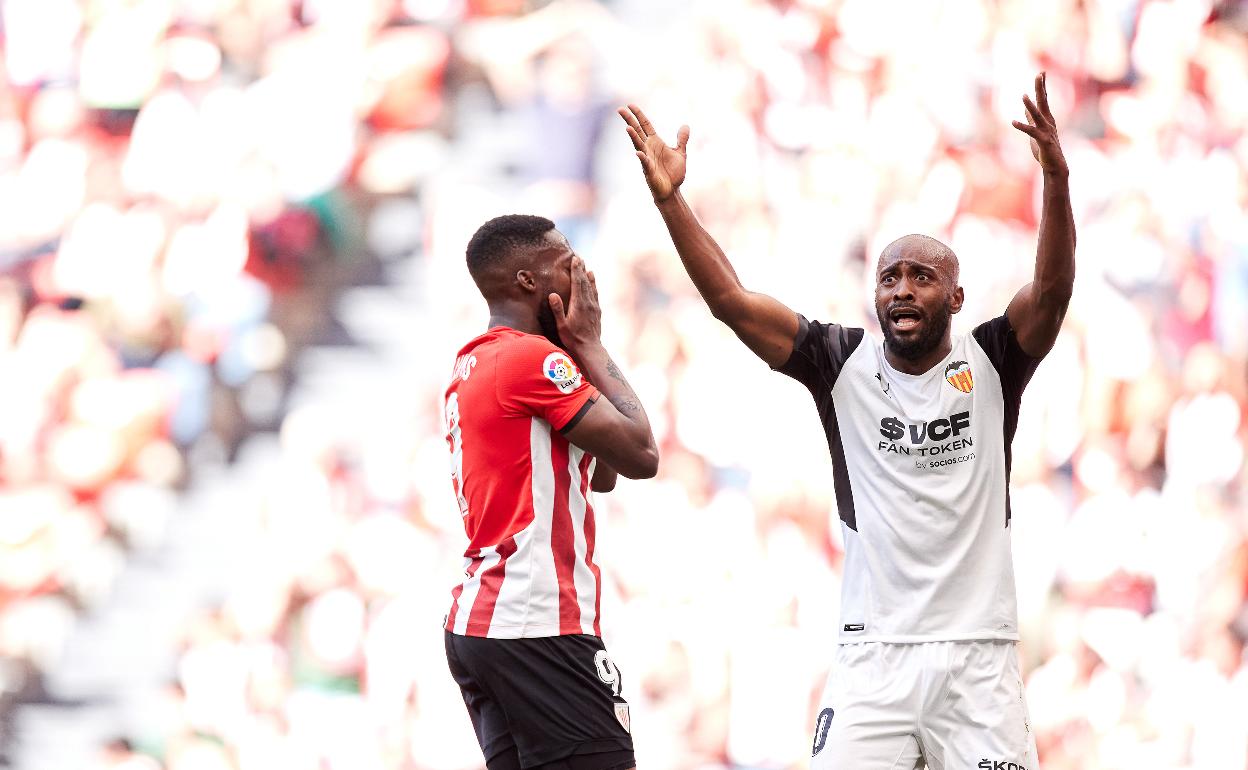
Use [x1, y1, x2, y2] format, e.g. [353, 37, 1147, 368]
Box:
[875, 257, 958, 361]
[533, 230, 576, 346]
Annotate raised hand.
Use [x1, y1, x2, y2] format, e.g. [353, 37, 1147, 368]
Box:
[1012, 72, 1068, 177]
[618, 104, 689, 202]
[548, 256, 602, 352]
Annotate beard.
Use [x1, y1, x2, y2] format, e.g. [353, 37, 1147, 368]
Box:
[537, 300, 565, 349]
[878, 300, 952, 361]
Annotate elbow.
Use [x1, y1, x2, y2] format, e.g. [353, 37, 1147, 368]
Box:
[707, 291, 748, 325]
[708, 305, 743, 328]
[618, 447, 659, 480]
[638, 448, 659, 479]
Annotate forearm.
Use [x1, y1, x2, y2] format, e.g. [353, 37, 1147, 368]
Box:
[1033, 170, 1076, 303]
[655, 191, 748, 317]
[570, 343, 655, 448]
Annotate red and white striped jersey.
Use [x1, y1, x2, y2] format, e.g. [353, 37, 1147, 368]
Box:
[443, 327, 604, 638]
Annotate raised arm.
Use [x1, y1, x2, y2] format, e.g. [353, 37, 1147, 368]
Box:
[1007, 72, 1076, 357]
[551, 256, 659, 480]
[619, 105, 798, 368]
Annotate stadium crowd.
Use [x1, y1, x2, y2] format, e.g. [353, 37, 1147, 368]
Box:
[0, 0, 359, 751]
[0, 1, 1245, 769]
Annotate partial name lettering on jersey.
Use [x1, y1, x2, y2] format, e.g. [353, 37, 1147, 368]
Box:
[452, 353, 478, 382]
[543, 352, 584, 394]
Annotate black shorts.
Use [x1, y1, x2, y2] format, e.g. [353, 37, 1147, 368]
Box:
[445, 631, 635, 770]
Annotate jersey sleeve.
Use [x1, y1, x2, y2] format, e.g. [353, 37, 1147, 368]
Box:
[970, 314, 1044, 396]
[496, 337, 601, 432]
[773, 314, 866, 394]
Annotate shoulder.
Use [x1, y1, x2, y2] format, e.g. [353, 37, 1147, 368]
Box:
[969, 314, 1042, 361]
[966, 314, 1043, 392]
[799, 316, 868, 354]
[496, 333, 588, 395]
[495, 331, 569, 367]
[970, 314, 1010, 344]
[775, 315, 870, 390]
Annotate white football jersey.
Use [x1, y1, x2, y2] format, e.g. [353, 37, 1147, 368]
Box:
[776, 314, 1043, 643]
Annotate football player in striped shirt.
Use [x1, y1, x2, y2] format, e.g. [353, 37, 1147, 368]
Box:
[444, 215, 658, 770]
[620, 72, 1074, 770]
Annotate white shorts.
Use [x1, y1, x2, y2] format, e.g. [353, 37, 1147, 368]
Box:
[810, 640, 1039, 770]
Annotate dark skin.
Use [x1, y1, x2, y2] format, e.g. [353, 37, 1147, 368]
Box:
[619, 71, 1074, 372]
[874, 236, 965, 374]
[481, 229, 658, 483]
[1007, 72, 1076, 357]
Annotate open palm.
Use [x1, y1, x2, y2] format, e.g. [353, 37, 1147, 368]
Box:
[1012, 72, 1068, 176]
[619, 104, 688, 202]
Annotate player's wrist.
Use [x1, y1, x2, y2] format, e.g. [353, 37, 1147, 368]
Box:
[563, 337, 605, 362]
[653, 187, 684, 207]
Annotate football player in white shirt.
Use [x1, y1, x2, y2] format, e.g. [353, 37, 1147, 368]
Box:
[620, 73, 1074, 770]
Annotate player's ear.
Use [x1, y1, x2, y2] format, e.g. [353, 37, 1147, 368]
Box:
[951, 286, 965, 314]
[515, 269, 538, 294]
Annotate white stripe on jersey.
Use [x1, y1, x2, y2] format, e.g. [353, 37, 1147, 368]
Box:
[455, 418, 605, 637]
[487, 418, 561, 635]
[488, 513, 536, 633]
[567, 448, 597, 633]
[451, 545, 499, 635]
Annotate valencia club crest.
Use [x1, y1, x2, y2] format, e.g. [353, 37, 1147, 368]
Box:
[944, 360, 973, 393]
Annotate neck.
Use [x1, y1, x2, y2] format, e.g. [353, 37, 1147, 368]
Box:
[885, 338, 952, 375]
[486, 302, 541, 336]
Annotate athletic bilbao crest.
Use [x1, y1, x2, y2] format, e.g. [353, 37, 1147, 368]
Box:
[944, 360, 973, 393]
[543, 352, 583, 394]
[614, 703, 631, 734]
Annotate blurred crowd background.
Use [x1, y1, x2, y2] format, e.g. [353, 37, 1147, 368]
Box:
[0, 0, 1245, 769]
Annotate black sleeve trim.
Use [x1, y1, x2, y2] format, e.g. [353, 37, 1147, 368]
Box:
[772, 312, 811, 373]
[1000, 312, 1045, 363]
[774, 314, 865, 395]
[767, 315, 866, 531]
[557, 396, 596, 434]
[971, 314, 1043, 387]
[972, 313, 1043, 528]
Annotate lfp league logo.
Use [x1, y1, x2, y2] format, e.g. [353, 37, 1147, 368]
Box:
[543, 352, 583, 394]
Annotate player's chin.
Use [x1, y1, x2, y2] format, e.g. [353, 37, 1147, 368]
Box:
[884, 327, 931, 359]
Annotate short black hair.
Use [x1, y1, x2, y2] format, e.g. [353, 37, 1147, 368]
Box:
[466, 214, 557, 284]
